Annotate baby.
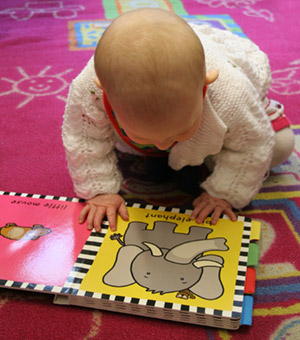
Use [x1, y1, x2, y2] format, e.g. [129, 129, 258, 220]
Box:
[62, 8, 294, 232]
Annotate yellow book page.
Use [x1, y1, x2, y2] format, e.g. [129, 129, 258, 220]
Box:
[80, 207, 245, 312]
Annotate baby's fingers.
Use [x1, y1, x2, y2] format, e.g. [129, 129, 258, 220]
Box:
[194, 204, 215, 224]
[86, 205, 97, 230]
[211, 206, 224, 225]
[79, 204, 90, 224]
[93, 207, 107, 233]
[224, 208, 237, 222]
[118, 202, 129, 221]
[211, 206, 236, 224]
[190, 201, 207, 219]
[106, 206, 117, 232]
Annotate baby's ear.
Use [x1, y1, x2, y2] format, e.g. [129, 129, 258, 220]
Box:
[205, 69, 219, 85]
[94, 77, 103, 89]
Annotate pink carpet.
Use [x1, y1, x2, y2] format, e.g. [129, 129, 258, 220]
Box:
[1, 1, 299, 339]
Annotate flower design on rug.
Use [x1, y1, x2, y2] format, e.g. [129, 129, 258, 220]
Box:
[0, 66, 72, 108]
[0, 1, 85, 21]
[270, 59, 300, 95]
[195, 0, 274, 22]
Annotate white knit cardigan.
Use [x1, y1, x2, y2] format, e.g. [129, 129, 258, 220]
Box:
[62, 24, 275, 209]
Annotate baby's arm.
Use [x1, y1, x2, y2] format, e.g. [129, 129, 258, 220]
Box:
[192, 129, 273, 224]
[200, 103, 275, 216]
[62, 84, 122, 197]
[62, 59, 124, 230]
[198, 79, 274, 221]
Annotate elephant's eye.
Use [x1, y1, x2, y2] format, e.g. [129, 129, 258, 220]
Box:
[180, 277, 185, 281]
[146, 272, 151, 275]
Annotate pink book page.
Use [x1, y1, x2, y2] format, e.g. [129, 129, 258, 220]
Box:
[0, 194, 91, 287]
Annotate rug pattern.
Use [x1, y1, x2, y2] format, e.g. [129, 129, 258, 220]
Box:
[0, 0, 299, 339]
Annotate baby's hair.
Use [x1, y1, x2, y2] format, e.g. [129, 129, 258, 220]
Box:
[94, 9, 206, 122]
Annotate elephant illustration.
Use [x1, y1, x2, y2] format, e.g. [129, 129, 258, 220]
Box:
[103, 221, 229, 300]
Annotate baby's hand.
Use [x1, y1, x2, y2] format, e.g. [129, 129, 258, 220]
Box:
[191, 192, 236, 225]
[79, 194, 129, 232]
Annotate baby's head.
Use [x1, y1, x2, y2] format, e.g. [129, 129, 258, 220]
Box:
[94, 8, 217, 150]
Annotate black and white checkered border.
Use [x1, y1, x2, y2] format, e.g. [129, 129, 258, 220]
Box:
[0, 279, 68, 294]
[0, 191, 85, 203]
[62, 202, 252, 320]
[229, 215, 252, 318]
[63, 228, 108, 293]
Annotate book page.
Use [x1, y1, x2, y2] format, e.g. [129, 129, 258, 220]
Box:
[80, 207, 246, 312]
[0, 195, 90, 287]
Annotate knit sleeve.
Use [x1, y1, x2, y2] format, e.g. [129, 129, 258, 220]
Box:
[62, 60, 123, 199]
[200, 68, 275, 209]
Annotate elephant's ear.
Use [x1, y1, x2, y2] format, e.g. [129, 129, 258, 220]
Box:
[103, 245, 143, 287]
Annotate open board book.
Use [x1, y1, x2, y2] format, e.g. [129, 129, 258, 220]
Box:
[0, 191, 260, 330]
